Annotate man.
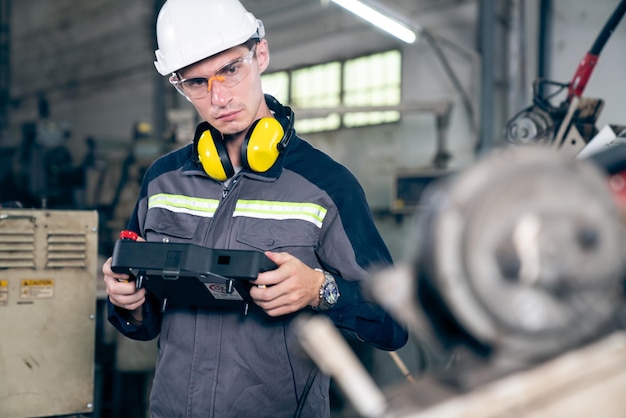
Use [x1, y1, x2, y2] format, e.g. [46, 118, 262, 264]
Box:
[102, 0, 408, 417]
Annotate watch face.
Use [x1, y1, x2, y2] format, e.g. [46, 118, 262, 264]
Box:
[323, 283, 340, 305]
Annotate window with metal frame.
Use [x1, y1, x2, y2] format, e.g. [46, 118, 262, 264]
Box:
[261, 49, 401, 134]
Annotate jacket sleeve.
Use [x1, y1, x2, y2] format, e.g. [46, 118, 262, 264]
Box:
[314, 164, 409, 351]
[107, 291, 162, 341]
[324, 275, 408, 351]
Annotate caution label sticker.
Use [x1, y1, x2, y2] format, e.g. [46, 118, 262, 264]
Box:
[21, 279, 54, 299]
[0, 280, 7, 306]
[205, 283, 243, 301]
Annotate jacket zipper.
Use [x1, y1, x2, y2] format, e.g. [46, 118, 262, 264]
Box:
[221, 175, 240, 199]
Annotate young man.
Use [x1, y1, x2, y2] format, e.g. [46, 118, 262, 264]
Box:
[102, 0, 408, 416]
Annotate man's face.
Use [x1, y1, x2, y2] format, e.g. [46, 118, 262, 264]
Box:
[179, 40, 270, 137]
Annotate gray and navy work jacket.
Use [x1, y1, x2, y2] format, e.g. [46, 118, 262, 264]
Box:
[108, 104, 408, 418]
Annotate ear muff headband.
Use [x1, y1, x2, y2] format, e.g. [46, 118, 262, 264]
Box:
[242, 117, 284, 173]
[197, 128, 234, 181]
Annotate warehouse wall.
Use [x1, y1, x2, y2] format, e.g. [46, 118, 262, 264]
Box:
[8, 0, 156, 152]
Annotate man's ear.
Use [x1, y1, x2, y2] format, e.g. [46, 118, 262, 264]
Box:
[256, 39, 270, 73]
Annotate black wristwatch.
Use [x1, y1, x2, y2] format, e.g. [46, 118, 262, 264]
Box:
[312, 269, 340, 311]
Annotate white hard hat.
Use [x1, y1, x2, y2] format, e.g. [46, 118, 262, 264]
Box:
[154, 0, 265, 75]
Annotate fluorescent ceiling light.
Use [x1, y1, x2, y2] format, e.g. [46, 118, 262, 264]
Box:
[330, 0, 417, 44]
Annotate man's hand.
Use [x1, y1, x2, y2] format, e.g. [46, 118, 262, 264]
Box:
[102, 236, 147, 323]
[249, 251, 324, 317]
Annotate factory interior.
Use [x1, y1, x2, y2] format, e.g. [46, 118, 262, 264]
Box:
[2, 0, 626, 417]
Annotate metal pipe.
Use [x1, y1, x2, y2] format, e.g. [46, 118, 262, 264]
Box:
[295, 314, 388, 418]
[477, 0, 495, 152]
[152, 0, 167, 143]
[537, 0, 552, 99]
[0, 0, 11, 142]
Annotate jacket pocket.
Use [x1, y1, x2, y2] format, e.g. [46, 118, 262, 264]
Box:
[236, 218, 319, 252]
[144, 207, 201, 242]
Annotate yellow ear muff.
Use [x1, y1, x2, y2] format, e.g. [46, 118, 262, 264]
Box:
[244, 117, 284, 173]
[197, 130, 229, 181]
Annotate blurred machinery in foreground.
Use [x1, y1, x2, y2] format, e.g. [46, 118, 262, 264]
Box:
[296, 144, 626, 418]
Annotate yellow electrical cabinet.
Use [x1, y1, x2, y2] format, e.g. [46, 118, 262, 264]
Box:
[0, 209, 98, 418]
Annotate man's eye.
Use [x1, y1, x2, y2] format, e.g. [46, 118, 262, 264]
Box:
[218, 61, 242, 77]
[184, 78, 207, 87]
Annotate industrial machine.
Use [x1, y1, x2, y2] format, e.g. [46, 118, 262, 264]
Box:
[295, 144, 626, 418]
[0, 209, 99, 418]
[504, 0, 626, 156]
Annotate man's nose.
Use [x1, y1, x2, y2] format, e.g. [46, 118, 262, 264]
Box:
[210, 78, 232, 106]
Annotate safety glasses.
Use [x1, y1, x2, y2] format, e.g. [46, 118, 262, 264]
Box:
[169, 46, 256, 99]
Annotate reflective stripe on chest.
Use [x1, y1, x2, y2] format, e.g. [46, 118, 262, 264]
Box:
[148, 194, 328, 228]
[148, 193, 220, 218]
[233, 199, 327, 228]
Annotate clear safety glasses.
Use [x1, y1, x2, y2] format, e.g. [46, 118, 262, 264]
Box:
[169, 46, 257, 99]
